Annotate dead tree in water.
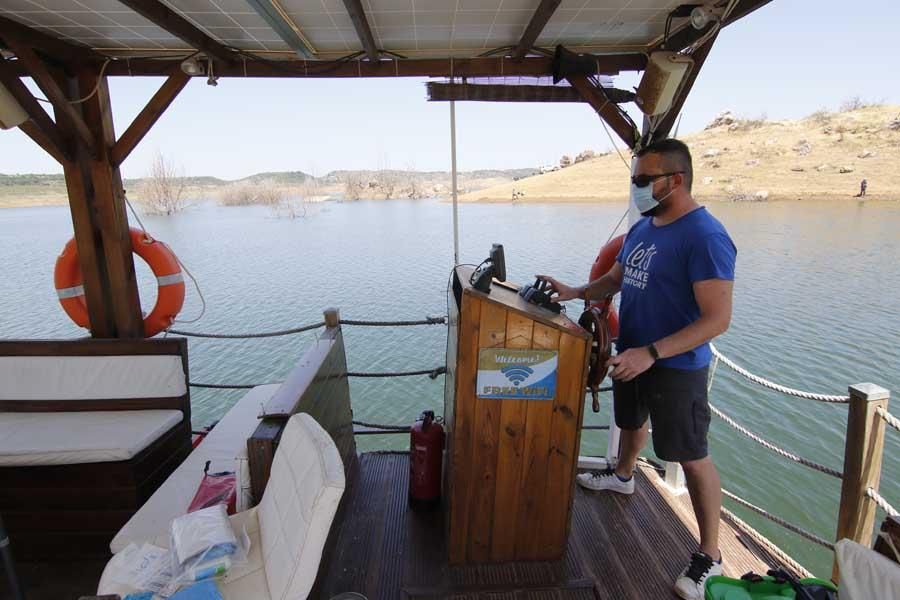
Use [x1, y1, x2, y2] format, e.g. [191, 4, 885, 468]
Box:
[137, 152, 187, 215]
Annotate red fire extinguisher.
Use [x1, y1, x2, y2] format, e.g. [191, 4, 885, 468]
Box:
[409, 410, 444, 507]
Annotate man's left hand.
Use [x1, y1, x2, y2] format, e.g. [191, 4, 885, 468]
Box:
[606, 347, 655, 382]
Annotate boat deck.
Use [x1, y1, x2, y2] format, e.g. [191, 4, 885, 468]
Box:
[1, 451, 800, 600]
[314, 452, 799, 600]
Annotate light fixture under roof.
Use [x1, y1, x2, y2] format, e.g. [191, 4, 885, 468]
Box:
[690, 5, 724, 29]
[180, 55, 205, 77]
[0, 80, 28, 130]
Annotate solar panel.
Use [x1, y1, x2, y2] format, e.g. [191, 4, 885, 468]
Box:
[0, 0, 684, 59]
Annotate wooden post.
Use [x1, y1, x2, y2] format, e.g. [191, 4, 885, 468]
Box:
[247, 419, 284, 505]
[78, 67, 144, 338]
[324, 308, 340, 328]
[833, 383, 890, 580]
[53, 65, 143, 338]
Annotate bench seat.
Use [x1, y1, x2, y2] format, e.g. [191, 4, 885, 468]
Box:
[0, 410, 183, 467]
[0, 338, 193, 559]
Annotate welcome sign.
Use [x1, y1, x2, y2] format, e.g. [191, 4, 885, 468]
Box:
[476, 349, 558, 400]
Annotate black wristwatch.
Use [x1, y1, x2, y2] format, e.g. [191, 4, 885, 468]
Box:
[647, 343, 660, 361]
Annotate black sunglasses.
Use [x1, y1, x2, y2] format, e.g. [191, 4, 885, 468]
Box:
[631, 171, 684, 188]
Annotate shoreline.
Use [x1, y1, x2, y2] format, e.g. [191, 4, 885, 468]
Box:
[2, 193, 897, 210]
[442, 193, 898, 204]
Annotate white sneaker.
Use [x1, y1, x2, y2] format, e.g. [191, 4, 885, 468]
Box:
[674, 551, 722, 600]
[575, 470, 635, 494]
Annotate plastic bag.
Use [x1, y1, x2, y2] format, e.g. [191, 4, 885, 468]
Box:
[160, 504, 250, 596]
[171, 504, 237, 565]
[187, 460, 237, 515]
[105, 543, 175, 595]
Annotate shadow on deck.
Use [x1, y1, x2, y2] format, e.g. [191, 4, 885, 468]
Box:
[314, 452, 799, 600]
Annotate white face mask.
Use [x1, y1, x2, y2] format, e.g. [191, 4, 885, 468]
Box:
[630, 177, 675, 216]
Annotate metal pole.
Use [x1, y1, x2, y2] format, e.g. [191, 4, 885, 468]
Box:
[0, 512, 25, 600]
[450, 100, 460, 265]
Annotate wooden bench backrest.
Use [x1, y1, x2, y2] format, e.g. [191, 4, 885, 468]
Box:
[0, 339, 190, 419]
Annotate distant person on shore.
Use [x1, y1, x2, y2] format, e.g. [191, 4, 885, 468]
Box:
[536, 138, 736, 600]
[857, 179, 867, 197]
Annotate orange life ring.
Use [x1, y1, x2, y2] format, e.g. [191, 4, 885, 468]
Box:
[54, 228, 185, 337]
[588, 233, 624, 339]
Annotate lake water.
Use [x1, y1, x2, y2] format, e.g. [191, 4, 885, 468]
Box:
[1, 198, 898, 577]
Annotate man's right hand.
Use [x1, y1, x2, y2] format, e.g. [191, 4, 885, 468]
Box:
[535, 275, 583, 303]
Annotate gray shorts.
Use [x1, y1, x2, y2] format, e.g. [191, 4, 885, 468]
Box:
[613, 364, 711, 463]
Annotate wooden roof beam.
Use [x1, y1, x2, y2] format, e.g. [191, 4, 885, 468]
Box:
[112, 70, 190, 167]
[342, 0, 379, 61]
[0, 59, 71, 163]
[115, 0, 238, 64]
[512, 0, 562, 61]
[0, 15, 101, 64]
[3, 40, 95, 156]
[102, 54, 646, 78]
[567, 75, 639, 149]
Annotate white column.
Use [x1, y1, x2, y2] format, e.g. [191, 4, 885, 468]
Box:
[450, 100, 460, 266]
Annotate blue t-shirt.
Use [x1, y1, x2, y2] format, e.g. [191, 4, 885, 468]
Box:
[615, 207, 736, 370]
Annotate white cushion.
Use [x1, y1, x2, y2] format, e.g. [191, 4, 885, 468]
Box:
[0, 410, 183, 466]
[110, 385, 279, 554]
[0, 355, 186, 400]
[258, 413, 345, 600]
[836, 539, 900, 600]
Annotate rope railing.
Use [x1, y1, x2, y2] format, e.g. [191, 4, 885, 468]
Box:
[709, 344, 850, 404]
[169, 321, 325, 339]
[168, 315, 447, 339]
[347, 367, 446, 379]
[877, 406, 900, 434]
[341, 316, 446, 327]
[190, 382, 267, 389]
[722, 489, 835, 551]
[709, 403, 843, 479]
[720, 506, 814, 579]
[866, 487, 899, 517]
[189, 366, 447, 389]
[353, 420, 410, 431]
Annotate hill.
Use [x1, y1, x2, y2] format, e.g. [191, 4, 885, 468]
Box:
[0, 167, 534, 208]
[459, 105, 900, 203]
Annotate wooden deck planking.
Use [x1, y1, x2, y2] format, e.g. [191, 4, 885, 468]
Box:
[314, 452, 804, 600]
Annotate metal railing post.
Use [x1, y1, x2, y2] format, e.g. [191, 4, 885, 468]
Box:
[833, 383, 890, 580]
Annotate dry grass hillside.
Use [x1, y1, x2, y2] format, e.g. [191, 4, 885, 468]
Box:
[459, 105, 900, 203]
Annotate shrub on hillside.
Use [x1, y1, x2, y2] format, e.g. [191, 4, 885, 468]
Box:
[840, 96, 880, 112]
[729, 113, 768, 131]
[807, 108, 831, 125]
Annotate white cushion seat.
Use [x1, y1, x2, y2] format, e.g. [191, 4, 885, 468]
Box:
[110, 384, 280, 553]
[0, 410, 183, 467]
[99, 413, 345, 600]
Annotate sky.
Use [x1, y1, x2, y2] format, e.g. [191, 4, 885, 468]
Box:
[1, 0, 898, 180]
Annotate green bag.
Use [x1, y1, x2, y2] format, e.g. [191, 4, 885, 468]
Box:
[705, 572, 838, 600]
